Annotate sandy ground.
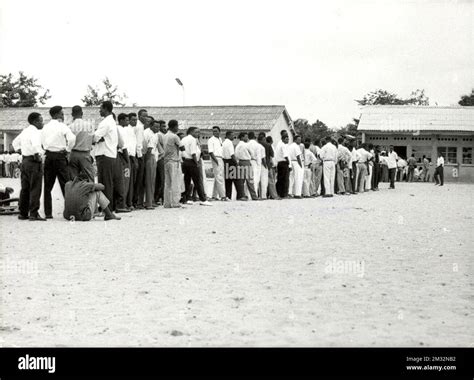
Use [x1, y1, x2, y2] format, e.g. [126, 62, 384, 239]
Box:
[0, 178, 472, 347]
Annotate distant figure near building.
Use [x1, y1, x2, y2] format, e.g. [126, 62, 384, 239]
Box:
[422, 155, 430, 182]
[407, 154, 417, 182]
[434, 153, 444, 186]
[387, 146, 398, 189]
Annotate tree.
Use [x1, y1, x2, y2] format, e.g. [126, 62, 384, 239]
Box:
[294, 118, 333, 143]
[356, 89, 429, 106]
[338, 118, 360, 139]
[0, 71, 51, 107]
[81, 77, 127, 106]
[458, 89, 474, 106]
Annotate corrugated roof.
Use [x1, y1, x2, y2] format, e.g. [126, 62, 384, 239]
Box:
[358, 105, 474, 133]
[0, 105, 292, 132]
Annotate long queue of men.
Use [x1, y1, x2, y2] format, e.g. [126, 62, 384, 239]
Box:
[8, 101, 446, 221]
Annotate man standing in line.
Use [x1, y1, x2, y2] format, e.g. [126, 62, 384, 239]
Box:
[265, 136, 280, 200]
[68, 105, 95, 182]
[208, 126, 227, 201]
[222, 130, 237, 200]
[180, 127, 212, 206]
[371, 145, 381, 191]
[93, 101, 122, 208]
[422, 155, 430, 182]
[336, 137, 351, 195]
[234, 132, 258, 201]
[154, 120, 167, 205]
[115, 113, 131, 213]
[41, 105, 76, 218]
[303, 141, 316, 197]
[288, 135, 304, 198]
[386, 145, 398, 189]
[143, 117, 158, 209]
[275, 133, 290, 198]
[162, 120, 183, 208]
[319, 137, 338, 197]
[407, 153, 417, 182]
[350, 141, 360, 194]
[125, 113, 138, 209]
[309, 139, 323, 197]
[257, 132, 270, 199]
[247, 131, 263, 197]
[356, 143, 372, 193]
[434, 152, 444, 186]
[133, 109, 147, 209]
[12, 112, 46, 221]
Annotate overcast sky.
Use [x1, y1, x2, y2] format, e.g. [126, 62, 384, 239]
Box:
[0, 0, 472, 128]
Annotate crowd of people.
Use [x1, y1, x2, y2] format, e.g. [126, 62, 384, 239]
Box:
[0, 151, 21, 178]
[5, 101, 446, 221]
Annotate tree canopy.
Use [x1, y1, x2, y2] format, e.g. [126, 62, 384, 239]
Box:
[81, 77, 128, 106]
[458, 89, 474, 106]
[0, 71, 51, 107]
[356, 89, 429, 106]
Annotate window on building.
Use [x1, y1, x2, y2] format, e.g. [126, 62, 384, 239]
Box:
[438, 147, 457, 164]
[462, 147, 472, 164]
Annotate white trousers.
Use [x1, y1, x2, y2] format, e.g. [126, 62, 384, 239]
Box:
[303, 167, 312, 197]
[251, 160, 261, 196]
[260, 165, 269, 199]
[211, 157, 226, 198]
[323, 161, 336, 195]
[291, 161, 304, 196]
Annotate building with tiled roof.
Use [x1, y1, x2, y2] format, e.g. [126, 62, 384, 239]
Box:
[358, 105, 474, 182]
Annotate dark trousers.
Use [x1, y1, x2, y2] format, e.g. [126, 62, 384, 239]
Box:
[19, 157, 42, 217]
[154, 158, 165, 202]
[224, 159, 238, 199]
[96, 155, 115, 206]
[389, 168, 396, 188]
[371, 163, 380, 189]
[351, 162, 358, 193]
[182, 159, 206, 202]
[44, 151, 69, 217]
[235, 160, 258, 200]
[69, 150, 95, 182]
[276, 161, 290, 197]
[434, 166, 444, 185]
[113, 152, 127, 210]
[144, 154, 157, 207]
[133, 156, 145, 207]
[127, 156, 138, 207]
[407, 166, 415, 182]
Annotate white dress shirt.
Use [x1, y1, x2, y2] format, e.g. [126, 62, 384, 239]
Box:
[288, 142, 303, 161]
[304, 149, 317, 167]
[337, 145, 352, 164]
[135, 120, 145, 158]
[143, 128, 158, 161]
[117, 125, 129, 154]
[123, 126, 137, 157]
[180, 135, 200, 160]
[275, 141, 289, 162]
[320, 142, 338, 162]
[222, 138, 235, 159]
[437, 156, 445, 167]
[12, 125, 44, 156]
[356, 148, 373, 163]
[351, 147, 361, 164]
[387, 151, 399, 169]
[208, 136, 224, 157]
[258, 143, 266, 165]
[246, 139, 261, 161]
[41, 119, 76, 152]
[234, 141, 252, 161]
[93, 115, 120, 158]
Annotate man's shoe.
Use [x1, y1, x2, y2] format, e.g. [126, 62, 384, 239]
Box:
[18, 214, 29, 220]
[135, 205, 145, 209]
[115, 208, 131, 213]
[104, 214, 121, 221]
[29, 214, 46, 221]
[46, 215, 53, 219]
[294, 195, 302, 199]
[220, 197, 230, 201]
[237, 197, 248, 201]
[145, 206, 155, 210]
[200, 200, 213, 206]
[152, 203, 159, 207]
[186, 200, 194, 205]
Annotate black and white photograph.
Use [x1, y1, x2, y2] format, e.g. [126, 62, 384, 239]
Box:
[0, 0, 472, 377]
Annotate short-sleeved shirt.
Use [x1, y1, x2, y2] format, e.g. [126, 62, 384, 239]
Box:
[180, 135, 200, 160]
[208, 136, 224, 157]
[235, 141, 252, 160]
[222, 138, 235, 159]
[163, 131, 181, 163]
[288, 142, 303, 161]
